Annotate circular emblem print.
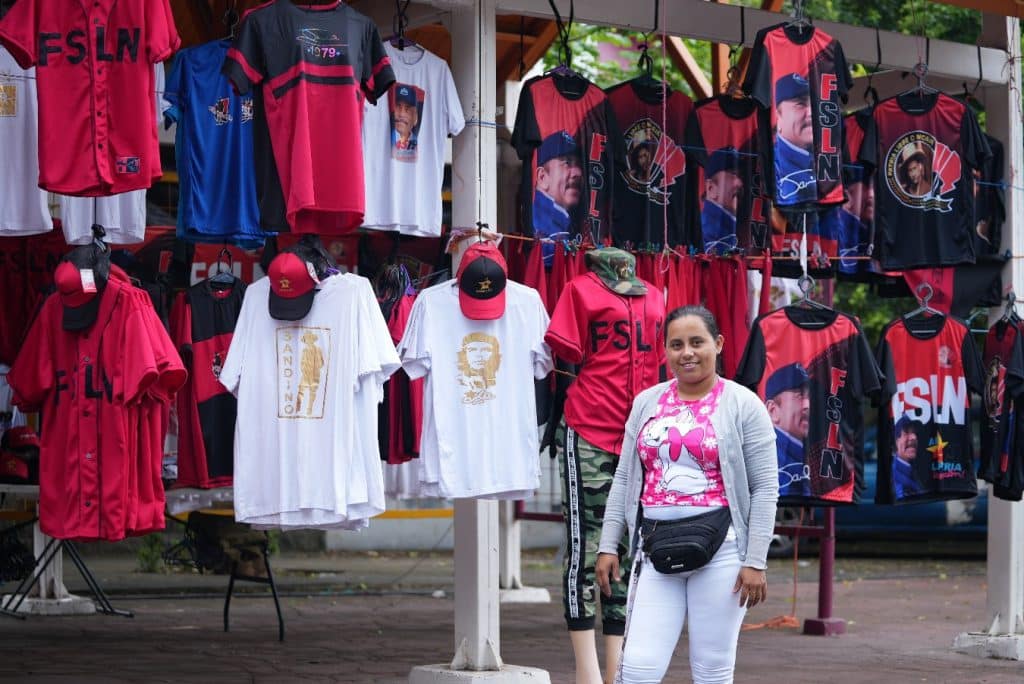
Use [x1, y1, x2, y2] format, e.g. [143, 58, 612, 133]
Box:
[883, 131, 960, 213]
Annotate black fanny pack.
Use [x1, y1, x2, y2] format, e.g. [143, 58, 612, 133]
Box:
[640, 507, 731, 574]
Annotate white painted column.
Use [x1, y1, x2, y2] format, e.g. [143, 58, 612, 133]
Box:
[410, 2, 549, 680]
[954, 13, 1024, 661]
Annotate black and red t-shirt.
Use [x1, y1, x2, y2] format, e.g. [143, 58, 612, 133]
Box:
[222, 1, 394, 234]
[604, 78, 692, 247]
[743, 23, 852, 211]
[866, 92, 991, 270]
[875, 315, 985, 504]
[833, 109, 877, 279]
[981, 320, 1024, 501]
[684, 95, 770, 255]
[512, 73, 624, 254]
[735, 306, 882, 505]
[972, 133, 1005, 257]
[170, 279, 246, 489]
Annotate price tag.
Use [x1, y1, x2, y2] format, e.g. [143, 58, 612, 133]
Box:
[80, 268, 97, 293]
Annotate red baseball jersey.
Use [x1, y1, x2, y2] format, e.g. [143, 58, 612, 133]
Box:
[222, 1, 394, 234]
[545, 272, 665, 455]
[8, 277, 163, 541]
[0, 0, 179, 196]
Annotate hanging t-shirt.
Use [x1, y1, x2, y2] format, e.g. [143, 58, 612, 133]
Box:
[165, 39, 263, 248]
[59, 63, 168, 245]
[735, 306, 882, 505]
[170, 278, 247, 489]
[875, 315, 985, 504]
[866, 92, 991, 270]
[743, 23, 852, 211]
[219, 274, 399, 528]
[832, 109, 877, 279]
[223, 1, 395, 234]
[398, 280, 553, 499]
[0, 48, 51, 236]
[972, 133, 1005, 257]
[361, 43, 464, 237]
[512, 73, 624, 253]
[684, 95, 769, 255]
[605, 78, 692, 247]
[980, 320, 1024, 501]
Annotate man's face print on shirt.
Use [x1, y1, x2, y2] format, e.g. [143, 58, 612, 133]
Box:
[622, 118, 685, 206]
[884, 132, 962, 213]
[390, 83, 425, 162]
[457, 332, 501, 405]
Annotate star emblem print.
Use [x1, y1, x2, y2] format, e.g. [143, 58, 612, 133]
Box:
[279, 277, 291, 291]
[475, 277, 492, 294]
[927, 431, 949, 463]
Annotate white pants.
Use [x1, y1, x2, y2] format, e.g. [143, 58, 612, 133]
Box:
[618, 538, 746, 684]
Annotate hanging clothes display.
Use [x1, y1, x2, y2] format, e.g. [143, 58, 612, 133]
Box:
[972, 133, 1006, 257]
[743, 22, 852, 211]
[684, 95, 769, 255]
[605, 77, 692, 247]
[375, 268, 423, 466]
[398, 242, 553, 499]
[361, 43, 464, 237]
[0, 48, 52, 236]
[735, 305, 883, 504]
[6, 254, 185, 541]
[833, 109, 876, 278]
[874, 313, 985, 504]
[0, 0, 179, 196]
[866, 92, 991, 270]
[512, 72, 624, 259]
[222, 1, 395, 234]
[165, 40, 263, 247]
[980, 318, 1024, 501]
[169, 277, 247, 489]
[219, 253, 399, 529]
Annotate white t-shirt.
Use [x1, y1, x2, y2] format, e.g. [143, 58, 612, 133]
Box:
[59, 64, 169, 245]
[361, 43, 464, 237]
[0, 49, 52, 236]
[219, 273, 399, 529]
[398, 280, 553, 499]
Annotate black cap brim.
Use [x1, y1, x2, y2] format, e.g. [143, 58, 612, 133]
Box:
[62, 296, 102, 332]
[269, 289, 316, 321]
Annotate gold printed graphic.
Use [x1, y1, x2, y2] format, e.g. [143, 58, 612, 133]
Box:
[277, 327, 331, 419]
[475, 277, 492, 294]
[0, 84, 16, 117]
[457, 332, 501, 405]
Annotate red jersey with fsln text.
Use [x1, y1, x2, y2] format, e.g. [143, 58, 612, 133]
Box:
[735, 306, 883, 505]
[866, 92, 991, 270]
[544, 272, 665, 455]
[223, 1, 395, 234]
[743, 23, 852, 211]
[0, 0, 179, 196]
[875, 315, 985, 504]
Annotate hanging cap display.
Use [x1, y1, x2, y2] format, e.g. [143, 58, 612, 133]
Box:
[765, 362, 810, 400]
[268, 252, 318, 321]
[775, 72, 810, 105]
[457, 242, 507, 320]
[1, 426, 41, 451]
[584, 248, 647, 296]
[55, 260, 102, 332]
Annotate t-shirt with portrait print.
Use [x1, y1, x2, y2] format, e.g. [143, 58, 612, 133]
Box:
[638, 379, 728, 509]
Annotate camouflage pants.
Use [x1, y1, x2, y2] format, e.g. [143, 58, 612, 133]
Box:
[557, 421, 630, 634]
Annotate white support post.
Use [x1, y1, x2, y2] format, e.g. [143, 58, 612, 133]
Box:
[954, 13, 1024, 661]
[498, 501, 551, 604]
[409, 2, 549, 680]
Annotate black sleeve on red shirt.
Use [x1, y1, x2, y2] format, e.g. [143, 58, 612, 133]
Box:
[962, 107, 993, 171]
[833, 40, 854, 101]
[857, 111, 878, 174]
[733, 317, 766, 389]
[962, 325, 987, 396]
[511, 78, 542, 161]
[684, 108, 708, 169]
[742, 27, 773, 109]
[873, 322, 899, 407]
[850, 316, 884, 400]
[361, 23, 395, 104]
[222, 16, 264, 96]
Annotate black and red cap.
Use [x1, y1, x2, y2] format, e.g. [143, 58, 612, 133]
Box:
[54, 260, 102, 331]
[268, 252, 318, 321]
[457, 242, 507, 320]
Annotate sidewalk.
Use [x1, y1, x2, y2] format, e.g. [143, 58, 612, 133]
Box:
[0, 548, 1020, 683]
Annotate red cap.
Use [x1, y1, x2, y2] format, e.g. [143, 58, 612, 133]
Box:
[55, 260, 97, 308]
[1, 427, 40, 451]
[457, 242, 507, 320]
[268, 252, 318, 321]
[0, 452, 29, 483]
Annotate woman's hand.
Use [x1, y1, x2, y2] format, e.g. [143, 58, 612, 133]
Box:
[595, 552, 621, 597]
[733, 566, 767, 608]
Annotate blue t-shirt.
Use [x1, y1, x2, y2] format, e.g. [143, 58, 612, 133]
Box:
[165, 40, 264, 247]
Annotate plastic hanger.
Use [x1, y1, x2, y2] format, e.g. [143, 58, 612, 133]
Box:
[544, 0, 586, 97]
[792, 274, 830, 311]
[863, 28, 882, 109]
[903, 282, 944, 320]
[786, 0, 812, 36]
[208, 247, 236, 287]
[224, 2, 239, 40]
[386, 0, 423, 53]
[1000, 291, 1020, 325]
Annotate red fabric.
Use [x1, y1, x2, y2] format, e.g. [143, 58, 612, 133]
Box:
[548, 242, 568, 307]
[667, 254, 703, 312]
[523, 240, 549, 313]
[385, 293, 423, 464]
[759, 250, 774, 317]
[704, 257, 749, 378]
[504, 239, 527, 284]
[545, 272, 666, 454]
[649, 253, 668, 301]
[0, 0, 180, 195]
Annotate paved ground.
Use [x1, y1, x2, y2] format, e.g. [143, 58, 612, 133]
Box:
[0, 546, 1021, 683]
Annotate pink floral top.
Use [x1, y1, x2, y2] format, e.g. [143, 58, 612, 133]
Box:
[637, 378, 729, 508]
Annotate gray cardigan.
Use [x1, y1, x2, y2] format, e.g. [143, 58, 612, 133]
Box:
[598, 379, 780, 570]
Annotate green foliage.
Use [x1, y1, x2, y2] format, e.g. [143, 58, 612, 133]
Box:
[136, 533, 167, 574]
